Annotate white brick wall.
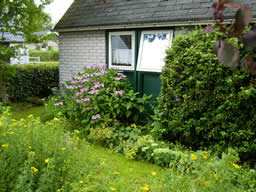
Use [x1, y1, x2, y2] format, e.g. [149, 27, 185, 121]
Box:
[59, 30, 106, 86]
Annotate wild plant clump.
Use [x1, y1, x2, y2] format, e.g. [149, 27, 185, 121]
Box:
[0, 106, 95, 192]
[48, 64, 151, 130]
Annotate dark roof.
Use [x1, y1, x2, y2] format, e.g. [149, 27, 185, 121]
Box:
[1, 32, 24, 43]
[55, 0, 256, 31]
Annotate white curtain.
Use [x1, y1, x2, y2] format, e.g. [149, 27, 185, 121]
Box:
[112, 49, 131, 65]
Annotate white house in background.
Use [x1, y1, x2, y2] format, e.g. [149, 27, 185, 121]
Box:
[1, 32, 29, 65]
[28, 30, 59, 50]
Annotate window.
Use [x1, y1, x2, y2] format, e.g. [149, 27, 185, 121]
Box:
[109, 31, 135, 70]
[137, 30, 173, 72]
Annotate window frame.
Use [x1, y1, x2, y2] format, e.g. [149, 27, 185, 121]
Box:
[136, 30, 173, 73]
[108, 31, 135, 71]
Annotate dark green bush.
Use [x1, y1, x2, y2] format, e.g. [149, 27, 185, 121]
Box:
[154, 29, 256, 154]
[7, 63, 59, 101]
[29, 50, 59, 61]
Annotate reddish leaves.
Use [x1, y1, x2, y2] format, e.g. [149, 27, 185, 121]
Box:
[214, 40, 239, 70]
[233, 7, 252, 36]
[242, 56, 256, 75]
[243, 27, 256, 51]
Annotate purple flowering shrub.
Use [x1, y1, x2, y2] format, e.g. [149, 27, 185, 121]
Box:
[53, 64, 151, 128]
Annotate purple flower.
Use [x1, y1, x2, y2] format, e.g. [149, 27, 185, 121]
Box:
[75, 98, 91, 103]
[93, 82, 104, 88]
[115, 77, 122, 81]
[76, 92, 82, 96]
[89, 89, 99, 94]
[117, 72, 127, 78]
[114, 90, 125, 95]
[87, 107, 94, 111]
[80, 79, 89, 83]
[71, 80, 80, 84]
[66, 85, 78, 89]
[54, 102, 63, 106]
[80, 88, 89, 92]
[106, 88, 110, 91]
[92, 114, 101, 120]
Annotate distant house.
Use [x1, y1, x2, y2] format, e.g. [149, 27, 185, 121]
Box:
[28, 30, 59, 50]
[54, 0, 256, 98]
[0, 32, 29, 65]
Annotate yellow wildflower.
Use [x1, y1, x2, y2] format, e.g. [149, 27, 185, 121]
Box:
[74, 130, 80, 134]
[54, 117, 59, 121]
[233, 163, 240, 169]
[76, 137, 80, 141]
[141, 185, 150, 191]
[31, 167, 38, 172]
[45, 159, 49, 163]
[151, 172, 157, 176]
[110, 187, 116, 191]
[200, 153, 208, 160]
[79, 181, 83, 184]
[113, 171, 120, 175]
[61, 147, 66, 151]
[204, 181, 210, 187]
[191, 154, 197, 160]
[212, 172, 218, 180]
[1, 144, 8, 148]
[31, 152, 35, 156]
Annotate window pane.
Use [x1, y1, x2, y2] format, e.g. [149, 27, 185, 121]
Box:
[111, 35, 132, 67]
[139, 32, 171, 71]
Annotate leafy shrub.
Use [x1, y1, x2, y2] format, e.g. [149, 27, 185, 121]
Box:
[0, 106, 97, 191]
[154, 29, 256, 154]
[47, 64, 151, 129]
[29, 50, 59, 61]
[6, 63, 59, 101]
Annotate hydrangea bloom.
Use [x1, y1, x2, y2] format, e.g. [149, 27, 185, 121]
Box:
[92, 114, 101, 120]
[89, 89, 99, 94]
[66, 85, 78, 89]
[75, 98, 91, 103]
[114, 90, 125, 95]
[54, 102, 64, 106]
[87, 107, 94, 111]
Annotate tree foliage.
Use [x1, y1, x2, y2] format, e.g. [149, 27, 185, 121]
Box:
[0, 0, 52, 104]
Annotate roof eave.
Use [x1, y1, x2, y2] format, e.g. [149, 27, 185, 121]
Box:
[54, 18, 256, 32]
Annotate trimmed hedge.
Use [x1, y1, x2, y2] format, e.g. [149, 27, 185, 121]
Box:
[7, 63, 59, 101]
[154, 29, 256, 155]
[29, 50, 59, 61]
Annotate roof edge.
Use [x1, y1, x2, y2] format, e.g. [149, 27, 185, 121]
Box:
[54, 18, 256, 32]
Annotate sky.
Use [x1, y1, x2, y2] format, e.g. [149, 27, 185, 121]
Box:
[43, 0, 74, 24]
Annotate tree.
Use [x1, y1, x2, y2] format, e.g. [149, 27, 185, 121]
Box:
[0, 0, 52, 105]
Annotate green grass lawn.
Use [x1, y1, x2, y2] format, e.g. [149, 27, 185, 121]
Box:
[10, 102, 46, 120]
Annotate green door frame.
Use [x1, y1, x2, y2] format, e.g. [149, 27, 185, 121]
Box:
[106, 27, 174, 97]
